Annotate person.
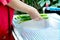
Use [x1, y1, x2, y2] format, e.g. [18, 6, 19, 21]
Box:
[0, 0, 42, 40]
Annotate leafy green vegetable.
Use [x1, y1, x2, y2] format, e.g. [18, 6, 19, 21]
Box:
[15, 14, 48, 23]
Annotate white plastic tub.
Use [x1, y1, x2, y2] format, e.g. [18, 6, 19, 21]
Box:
[13, 13, 60, 40]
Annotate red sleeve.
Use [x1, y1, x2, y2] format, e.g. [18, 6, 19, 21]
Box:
[0, 0, 11, 5]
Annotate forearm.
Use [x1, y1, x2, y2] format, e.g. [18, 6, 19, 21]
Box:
[7, 0, 41, 19]
[7, 0, 31, 13]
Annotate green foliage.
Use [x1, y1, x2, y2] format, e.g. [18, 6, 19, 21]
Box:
[25, 0, 40, 9]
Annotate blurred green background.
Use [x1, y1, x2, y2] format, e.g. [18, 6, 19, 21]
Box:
[15, 0, 60, 14]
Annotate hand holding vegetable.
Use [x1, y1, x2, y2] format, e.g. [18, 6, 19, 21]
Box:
[15, 14, 48, 23]
[28, 8, 42, 21]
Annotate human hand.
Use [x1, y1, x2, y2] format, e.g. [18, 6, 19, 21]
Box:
[28, 8, 42, 21]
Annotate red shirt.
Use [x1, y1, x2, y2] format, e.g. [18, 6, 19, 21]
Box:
[0, 0, 15, 40]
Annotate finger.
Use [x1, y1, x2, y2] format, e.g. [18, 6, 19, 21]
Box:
[32, 17, 43, 21]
